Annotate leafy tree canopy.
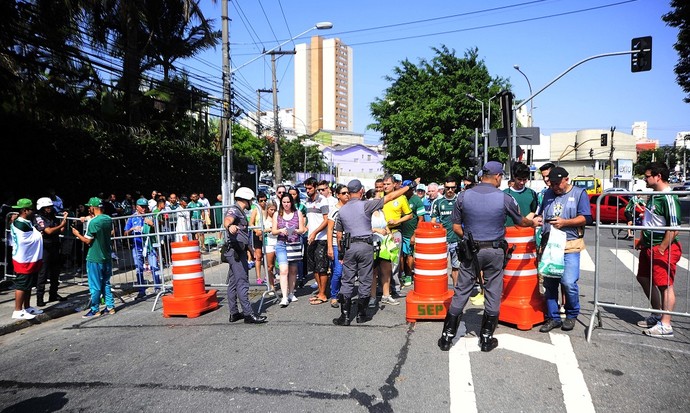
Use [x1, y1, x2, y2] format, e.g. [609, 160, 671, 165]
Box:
[663, 1, 690, 103]
[369, 46, 509, 181]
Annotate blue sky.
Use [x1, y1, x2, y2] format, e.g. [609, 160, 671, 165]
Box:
[188, 0, 689, 146]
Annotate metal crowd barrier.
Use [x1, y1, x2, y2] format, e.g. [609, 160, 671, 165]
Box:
[2, 203, 277, 313]
[587, 190, 690, 342]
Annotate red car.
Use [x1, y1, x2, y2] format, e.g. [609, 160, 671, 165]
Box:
[588, 194, 642, 224]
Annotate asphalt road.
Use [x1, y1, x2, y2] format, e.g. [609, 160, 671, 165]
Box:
[1, 227, 689, 412]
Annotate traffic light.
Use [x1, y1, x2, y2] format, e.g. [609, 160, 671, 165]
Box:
[499, 91, 514, 136]
[631, 36, 652, 72]
[600, 133, 608, 147]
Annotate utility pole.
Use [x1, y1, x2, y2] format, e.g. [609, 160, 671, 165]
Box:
[269, 50, 296, 185]
[220, 0, 231, 206]
[609, 126, 616, 182]
[256, 88, 272, 138]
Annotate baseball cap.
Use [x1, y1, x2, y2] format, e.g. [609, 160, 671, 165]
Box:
[416, 183, 427, 192]
[13, 198, 33, 209]
[85, 197, 103, 208]
[392, 174, 403, 183]
[482, 161, 506, 176]
[402, 179, 414, 187]
[347, 179, 363, 193]
[36, 197, 53, 210]
[548, 167, 569, 183]
[136, 198, 148, 207]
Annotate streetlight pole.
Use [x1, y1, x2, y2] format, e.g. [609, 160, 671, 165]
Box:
[222, 20, 333, 201]
[466, 93, 484, 169]
[513, 65, 533, 126]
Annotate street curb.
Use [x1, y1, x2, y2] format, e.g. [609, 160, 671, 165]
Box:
[0, 300, 84, 337]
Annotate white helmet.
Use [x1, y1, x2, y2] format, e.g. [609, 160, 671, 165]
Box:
[234, 187, 255, 201]
[36, 197, 53, 210]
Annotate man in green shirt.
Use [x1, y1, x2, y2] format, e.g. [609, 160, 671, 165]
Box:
[188, 193, 205, 250]
[635, 162, 682, 337]
[72, 197, 115, 318]
[504, 162, 538, 226]
[400, 180, 426, 286]
[431, 176, 461, 286]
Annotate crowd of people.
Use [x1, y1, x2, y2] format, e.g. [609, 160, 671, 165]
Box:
[5, 161, 683, 346]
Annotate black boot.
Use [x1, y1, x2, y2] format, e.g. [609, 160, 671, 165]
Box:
[356, 297, 371, 324]
[36, 294, 46, 307]
[479, 313, 499, 352]
[244, 313, 267, 324]
[438, 312, 461, 351]
[229, 312, 245, 322]
[333, 296, 352, 326]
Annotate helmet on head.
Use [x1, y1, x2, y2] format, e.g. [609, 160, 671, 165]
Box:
[36, 197, 53, 210]
[234, 187, 255, 201]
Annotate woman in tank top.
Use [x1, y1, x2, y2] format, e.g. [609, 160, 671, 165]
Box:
[262, 200, 278, 293]
[367, 189, 395, 305]
[271, 194, 306, 307]
[327, 184, 351, 307]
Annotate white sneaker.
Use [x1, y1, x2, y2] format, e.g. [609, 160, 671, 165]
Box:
[643, 322, 673, 338]
[25, 307, 43, 315]
[637, 314, 661, 328]
[380, 295, 400, 306]
[11, 310, 36, 320]
[279, 297, 289, 307]
[288, 293, 298, 302]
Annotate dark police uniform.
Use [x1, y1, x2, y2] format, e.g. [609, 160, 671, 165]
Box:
[224, 203, 266, 324]
[333, 184, 384, 325]
[440, 181, 523, 352]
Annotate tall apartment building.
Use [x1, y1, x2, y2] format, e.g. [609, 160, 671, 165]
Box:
[294, 36, 353, 136]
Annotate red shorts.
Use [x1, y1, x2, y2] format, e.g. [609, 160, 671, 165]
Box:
[637, 243, 682, 287]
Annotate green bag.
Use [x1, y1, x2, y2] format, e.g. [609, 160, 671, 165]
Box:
[537, 228, 566, 278]
[377, 234, 399, 262]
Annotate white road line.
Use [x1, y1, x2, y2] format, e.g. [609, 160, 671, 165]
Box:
[550, 333, 596, 413]
[448, 333, 594, 413]
[580, 249, 595, 272]
[609, 249, 637, 273]
[448, 336, 477, 413]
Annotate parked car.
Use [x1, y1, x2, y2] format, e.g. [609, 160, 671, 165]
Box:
[603, 187, 627, 193]
[588, 194, 641, 224]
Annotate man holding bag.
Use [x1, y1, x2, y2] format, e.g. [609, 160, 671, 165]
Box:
[533, 167, 592, 332]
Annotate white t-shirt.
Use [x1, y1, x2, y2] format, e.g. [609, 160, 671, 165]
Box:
[304, 194, 329, 241]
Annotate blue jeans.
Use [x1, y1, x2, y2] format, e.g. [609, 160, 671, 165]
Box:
[543, 252, 580, 319]
[275, 242, 288, 266]
[330, 243, 342, 298]
[132, 247, 161, 294]
[86, 261, 114, 312]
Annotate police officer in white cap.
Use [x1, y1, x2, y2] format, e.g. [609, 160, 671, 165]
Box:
[438, 161, 534, 352]
[224, 187, 267, 324]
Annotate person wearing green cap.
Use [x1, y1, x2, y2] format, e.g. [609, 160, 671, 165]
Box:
[9, 198, 45, 320]
[72, 197, 115, 318]
[124, 198, 161, 299]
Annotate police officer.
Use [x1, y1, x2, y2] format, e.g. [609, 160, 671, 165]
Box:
[334, 179, 414, 326]
[438, 161, 534, 352]
[224, 187, 267, 324]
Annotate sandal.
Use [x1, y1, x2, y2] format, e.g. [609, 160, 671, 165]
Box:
[330, 299, 339, 308]
[309, 297, 328, 305]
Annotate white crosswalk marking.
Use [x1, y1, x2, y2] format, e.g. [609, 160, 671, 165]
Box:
[580, 249, 595, 272]
[609, 249, 638, 273]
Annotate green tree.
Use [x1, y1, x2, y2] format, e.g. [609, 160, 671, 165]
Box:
[280, 137, 328, 179]
[663, 1, 690, 103]
[369, 46, 509, 181]
[635, 147, 679, 175]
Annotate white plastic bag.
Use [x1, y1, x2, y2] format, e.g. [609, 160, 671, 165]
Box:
[538, 228, 566, 278]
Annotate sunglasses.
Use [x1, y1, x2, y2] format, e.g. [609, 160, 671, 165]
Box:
[339, 191, 350, 195]
[258, 199, 267, 202]
[445, 186, 457, 190]
[317, 188, 327, 192]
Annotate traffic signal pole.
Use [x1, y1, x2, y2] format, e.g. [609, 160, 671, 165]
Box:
[510, 45, 651, 171]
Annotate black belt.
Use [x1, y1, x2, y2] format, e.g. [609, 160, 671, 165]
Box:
[475, 240, 504, 249]
[351, 236, 373, 244]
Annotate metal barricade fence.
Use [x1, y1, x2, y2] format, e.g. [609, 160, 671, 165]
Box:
[2, 203, 279, 312]
[587, 190, 690, 342]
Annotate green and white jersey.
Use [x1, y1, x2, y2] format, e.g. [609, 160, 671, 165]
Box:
[431, 196, 458, 243]
[641, 187, 681, 247]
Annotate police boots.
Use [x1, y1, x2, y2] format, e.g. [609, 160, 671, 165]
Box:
[333, 296, 352, 326]
[356, 297, 371, 324]
[479, 313, 499, 352]
[438, 312, 461, 351]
